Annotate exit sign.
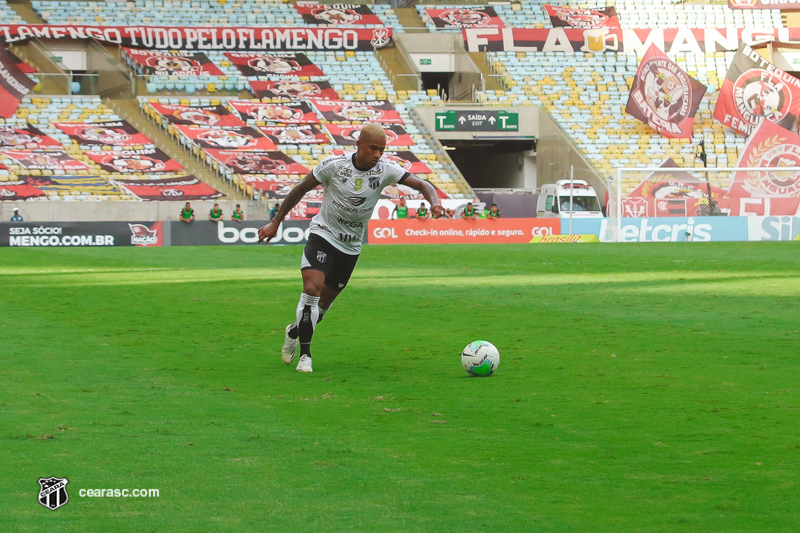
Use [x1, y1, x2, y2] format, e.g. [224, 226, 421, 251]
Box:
[419, 58, 432, 65]
[434, 110, 519, 132]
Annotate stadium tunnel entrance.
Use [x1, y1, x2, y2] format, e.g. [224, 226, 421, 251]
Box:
[443, 139, 537, 190]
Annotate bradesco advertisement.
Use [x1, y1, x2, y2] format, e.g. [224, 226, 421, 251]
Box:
[169, 219, 310, 245]
[368, 218, 559, 244]
[619, 216, 747, 242]
[0, 222, 163, 247]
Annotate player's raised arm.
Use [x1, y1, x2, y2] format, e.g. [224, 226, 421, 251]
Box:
[258, 172, 320, 243]
[402, 175, 444, 218]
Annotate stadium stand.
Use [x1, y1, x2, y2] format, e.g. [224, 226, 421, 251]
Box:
[0, 0, 23, 23]
[32, 1, 403, 29]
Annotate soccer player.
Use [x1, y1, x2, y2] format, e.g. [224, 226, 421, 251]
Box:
[487, 203, 500, 218]
[232, 204, 245, 223]
[461, 202, 478, 219]
[180, 202, 194, 224]
[392, 198, 408, 219]
[257, 124, 444, 373]
[416, 202, 430, 219]
[209, 203, 223, 221]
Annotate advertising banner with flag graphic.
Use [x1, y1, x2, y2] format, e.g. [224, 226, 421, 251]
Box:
[114, 175, 223, 200]
[425, 7, 504, 28]
[0, 149, 90, 171]
[174, 125, 276, 151]
[22, 175, 120, 194]
[324, 124, 414, 146]
[544, 5, 619, 28]
[728, 0, 800, 9]
[0, 125, 61, 149]
[249, 79, 339, 100]
[714, 43, 800, 135]
[225, 52, 324, 77]
[228, 100, 319, 123]
[332, 149, 432, 174]
[54, 120, 154, 147]
[731, 120, 800, 214]
[0, 48, 37, 119]
[208, 150, 309, 175]
[311, 99, 403, 124]
[123, 48, 223, 76]
[257, 124, 329, 144]
[622, 158, 727, 217]
[0, 179, 46, 200]
[626, 45, 706, 139]
[294, 2, 382, 25]
[148, 102, 245, 127]
[83, 147, 184, 173]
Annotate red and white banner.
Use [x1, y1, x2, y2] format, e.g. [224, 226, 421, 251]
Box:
[728, 0, 800, 9]
[0, 179, 46, 200]
[544, 5, 619, 28]
[0, 25, 393, 51]
[626, 45, 706, 138]
[294, 3, 383, 25]
[149, 102, 245, 127]
[114, 176, 223, 200]
[0, 48, 37, 119]
[311, 99, 403, 124]
[84, 147, 184, 173]
[249, 79, 339, 100]
[123, 48, 223, 76]
[228, 100, 319, 123]
[714, 44, 800, 135]
[463, 27, 798, 54]
[225, 52, 324, 77]
[425, 7, 504, 29]
[241, 174, 309, 194]
[332, 149, 432, 174]
[0, 125, 61, 149]
[0, 149, 90, 171]
[732, 119, 800, 198]
[175, 125, 276, 151]
[54, 120, 153, 147]
[368, 218, 560, 244]
[324, 124, 414, 146]
[257, 124, 329, 144]
[209, 149, 309, 175]
[622, 159, 727, 217]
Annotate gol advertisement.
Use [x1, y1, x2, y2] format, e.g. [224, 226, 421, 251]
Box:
[367, 218, 559, 244]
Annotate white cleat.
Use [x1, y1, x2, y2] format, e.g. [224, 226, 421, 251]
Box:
[282, 324, 299, 364]
[296, 355, 313, 373]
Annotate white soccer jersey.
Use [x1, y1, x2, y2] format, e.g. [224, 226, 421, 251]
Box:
[311, 152, 409, 254]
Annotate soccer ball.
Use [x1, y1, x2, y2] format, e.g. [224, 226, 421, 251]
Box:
[461, 340, 500, 377]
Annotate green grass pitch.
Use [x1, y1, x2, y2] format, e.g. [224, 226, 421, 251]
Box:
[2, 242, 799, 532]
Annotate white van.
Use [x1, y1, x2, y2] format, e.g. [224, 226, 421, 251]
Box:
[536, 180, 604, 218]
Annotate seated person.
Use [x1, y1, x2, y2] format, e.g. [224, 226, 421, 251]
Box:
[180, 202, 195, 224]
[461, 202, 478, 220]
[209, 203, 223, 221]
[232, 204, 245, 222]
[416, 202, 430, 219]
[393, 198, 408, 219]
[487, 203, 500, 218]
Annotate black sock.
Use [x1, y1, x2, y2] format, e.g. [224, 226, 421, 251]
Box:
[298, 304, 314, 357]
[288, 305, 328, 340]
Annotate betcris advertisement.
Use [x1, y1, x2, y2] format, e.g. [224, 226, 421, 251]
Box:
[746, 216, 800, 241]
[561, 217, 749, 242]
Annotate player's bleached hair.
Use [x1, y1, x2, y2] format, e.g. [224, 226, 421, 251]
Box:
[359, 123, 386, 142]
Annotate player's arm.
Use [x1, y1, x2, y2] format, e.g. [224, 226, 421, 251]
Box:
[258, 172, 320, 243]
[403, 175, 444, 218]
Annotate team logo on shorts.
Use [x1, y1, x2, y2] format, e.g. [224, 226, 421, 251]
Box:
[733, 69, 792, 127]
[38, 477, 69, 511]
[316, 251, 327, 263]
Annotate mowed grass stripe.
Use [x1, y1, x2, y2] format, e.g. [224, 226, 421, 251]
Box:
[1, 243, 798, 532]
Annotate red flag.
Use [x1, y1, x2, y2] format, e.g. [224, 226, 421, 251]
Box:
[123, 48, 223, 76]
[714, 43, 800, 135]
[54, 120, 154, 147]
[257, 124, 329, 144]
[0, 49, 37, 119]
[228, 100, 319, 123]
[249, 80, 339, 100]
[294, 3, 382, 25]
[425, 7, 504, 28]
[732, 119, 800, 199]
[207, 150, 310, 175]
[324, 124, 415, 146]
[311, 99, 404, 124]
[148, 102, 245, 127]
[174, 125, 276, 151]
[225, 52, 324, 77]
[544, 5, 619, 28]
[84, 147, 184, 173]
[114, 176, 223, 200]
[626, 45, 706, 139]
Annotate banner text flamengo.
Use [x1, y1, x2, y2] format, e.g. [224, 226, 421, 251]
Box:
[0, 25, 392, 51]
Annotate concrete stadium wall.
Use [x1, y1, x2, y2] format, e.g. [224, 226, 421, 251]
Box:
[0, 200, 271, 223]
